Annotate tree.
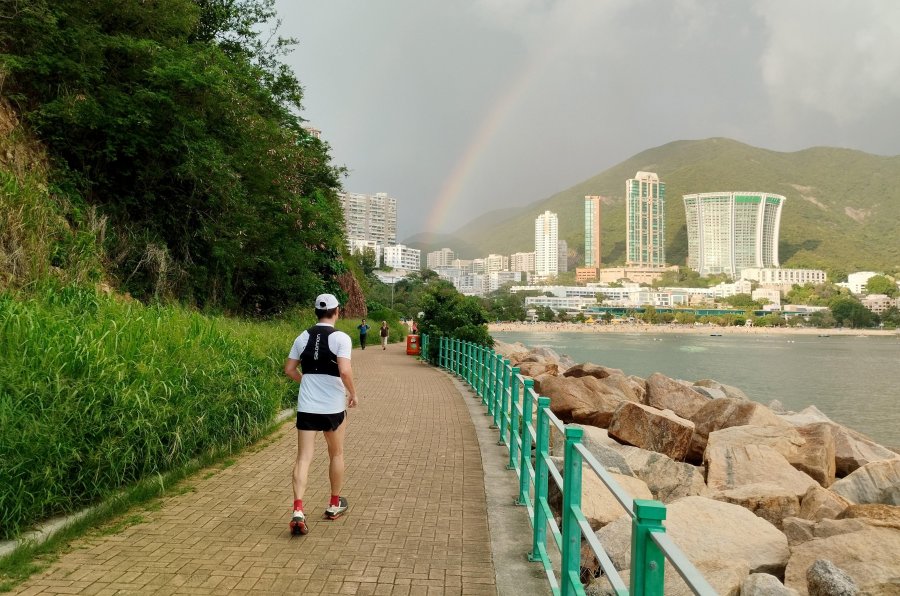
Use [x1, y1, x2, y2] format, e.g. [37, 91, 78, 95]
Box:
[829, 296, 875, 328]
[1, 0, 345, 313]
[723, 293, 761, 309]
[417, 280, 492, 360]
[865, 275, 898, 297]
[351, 248, 378, 276]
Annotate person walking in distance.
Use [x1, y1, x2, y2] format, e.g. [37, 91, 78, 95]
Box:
[284, 294, 357, 535]
[380, 321, 389, 350]
[356, 319, 370, 350]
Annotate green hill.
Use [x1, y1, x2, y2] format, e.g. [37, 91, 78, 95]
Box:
[414, 138, 900, 276]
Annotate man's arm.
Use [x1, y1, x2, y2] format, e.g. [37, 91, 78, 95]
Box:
[284, 358, 302, 383]
[337, 357, 357, 408]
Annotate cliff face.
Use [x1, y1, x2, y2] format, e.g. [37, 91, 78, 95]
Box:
[337, 270, 367, 319]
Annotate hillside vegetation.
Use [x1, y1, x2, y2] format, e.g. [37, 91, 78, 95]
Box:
[418, 138, 900, 276]
[1, 0, 345, 312]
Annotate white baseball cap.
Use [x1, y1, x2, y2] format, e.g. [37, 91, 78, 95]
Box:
[314, 293, 339, 309]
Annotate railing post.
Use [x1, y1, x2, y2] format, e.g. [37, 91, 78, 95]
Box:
[483, 349, 492, 409]
[451, 338, 457, 374]
[516, 379, 535, 506]
[441, 337, 447, 369]
[507, 367, 521, 470]
[561, 426, 585, 596]
[479, 346, 486, 399]
[463, 341, 470, 384]
[630, 500, 667, 596]
[498, 359, 510, 445]
[492, 353, 504, 429]
[529, 397, 551, 562]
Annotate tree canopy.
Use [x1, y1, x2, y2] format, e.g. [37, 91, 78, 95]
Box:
[1, 0, 345, 312]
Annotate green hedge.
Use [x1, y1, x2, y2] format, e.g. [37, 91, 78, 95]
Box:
[0, 287, 292, 540]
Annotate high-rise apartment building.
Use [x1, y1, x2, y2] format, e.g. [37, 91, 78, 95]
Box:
[426, 248, 455, 269]
[557, 240, 568, 273]
[584, 196, 602, 268]
[626, 172, 666, 267]
[534, 211, 559, 279]
[339, 192, 397, 246]
[510, 252, 535, 273]
[683, 192, 785, 277]
[484, 254, 509, 274]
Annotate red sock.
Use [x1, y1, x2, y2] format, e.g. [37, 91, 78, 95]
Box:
[329, 495, 340, 507]
[293, 499, 303, 511]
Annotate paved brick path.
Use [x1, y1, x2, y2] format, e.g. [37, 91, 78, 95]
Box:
[12, 344, 498, 595]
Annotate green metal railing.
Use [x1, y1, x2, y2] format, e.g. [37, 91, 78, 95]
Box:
[422, 334, 716, 596]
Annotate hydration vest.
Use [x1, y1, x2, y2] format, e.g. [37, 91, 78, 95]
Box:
[300, 325, 340, 377]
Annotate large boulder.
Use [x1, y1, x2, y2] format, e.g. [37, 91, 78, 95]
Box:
[837, 503, 900, 530]
[608, 402, 695, 461]
[741, 573, 800, 596]
[785, 527, 900, 594]
[617, 445, 707, 502]
[598, 374, 646, 403]
[561, 425, 632, 475]
[493, 340, 529, 360]
[549, 465, 652, 529]
[805, 560, 859, 596]
[705, 424, 835, 487]
[779, 405, 832, 426]
[695, 378, 750, 401]
[645, 373, 711, 419]
[830, 459, 900, 505]
[782, 517, 816, 546]
[563, 362, 624, 380]
[705, 442, 819, 498]
[596, 496, 790, 577]
[797, 486, 851, 522]
[794, 424, 837, 487]
[712, 483, 800, 529]
[539, 375, 636, 428]
[517, 360, 559, 379]
[689, 398, 791, 461]
[779, 408, 898, 476]
[830, 426, 899, 478]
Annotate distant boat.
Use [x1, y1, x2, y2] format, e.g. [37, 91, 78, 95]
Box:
[818, 334, 830, 337]
[710, 333, 723, 337]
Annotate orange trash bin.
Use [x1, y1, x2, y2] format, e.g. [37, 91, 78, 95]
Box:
[406, 334, 420, 355]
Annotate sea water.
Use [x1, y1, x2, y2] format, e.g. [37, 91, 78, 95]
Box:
[493, 330, 900, 447]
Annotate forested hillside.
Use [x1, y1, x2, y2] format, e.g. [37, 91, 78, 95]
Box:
[414, 138, 900, 277]
[1, 0, 345, 312]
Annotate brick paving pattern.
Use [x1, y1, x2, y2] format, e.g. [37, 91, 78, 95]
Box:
[12, 343, 497, 595]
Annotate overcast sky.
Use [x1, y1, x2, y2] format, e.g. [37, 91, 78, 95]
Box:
[274, 0, 900, 239]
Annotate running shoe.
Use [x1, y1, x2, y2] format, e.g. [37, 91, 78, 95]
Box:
[324, 497, 349, 520]
[289, 509, 308, 535]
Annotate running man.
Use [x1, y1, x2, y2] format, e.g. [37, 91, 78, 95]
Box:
[284, 294, 358, 535]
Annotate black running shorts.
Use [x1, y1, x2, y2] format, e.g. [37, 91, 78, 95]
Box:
[296, 411, 345, 432]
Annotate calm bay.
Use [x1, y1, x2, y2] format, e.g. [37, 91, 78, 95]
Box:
[492, 330, 900, 447]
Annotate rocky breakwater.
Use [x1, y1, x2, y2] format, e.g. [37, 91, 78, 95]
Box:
[494, 340, 900, 596]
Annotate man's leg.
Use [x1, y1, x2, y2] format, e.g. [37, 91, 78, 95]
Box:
[292, 430, 317, 502]
[360, 335, 366, 349]
[323, 422, 346, 498]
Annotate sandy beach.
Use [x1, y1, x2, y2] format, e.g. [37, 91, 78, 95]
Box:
[488, 321, 900, 336]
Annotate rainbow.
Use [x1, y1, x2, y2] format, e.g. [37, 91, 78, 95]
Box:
[423, 46, 559, 236]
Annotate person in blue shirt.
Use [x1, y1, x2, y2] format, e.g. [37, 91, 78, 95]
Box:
[356, 319, 370, 349]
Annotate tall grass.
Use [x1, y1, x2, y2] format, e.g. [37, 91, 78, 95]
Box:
[0, 286, 295, 540]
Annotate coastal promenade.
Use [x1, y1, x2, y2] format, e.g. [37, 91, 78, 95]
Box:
[11, 343, 545, 595]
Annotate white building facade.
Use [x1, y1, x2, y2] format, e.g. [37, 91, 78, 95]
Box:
[740, 267, 825, 286]
[383, 244, 421, 271]
[534, 211, 559, 280]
